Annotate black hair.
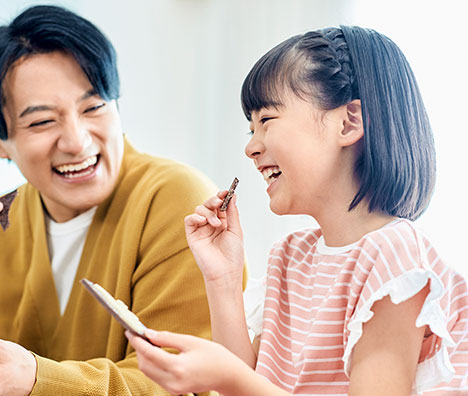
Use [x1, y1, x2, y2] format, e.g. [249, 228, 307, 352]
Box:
[241, 26, 435, 221]
[0, 5, 120, 140]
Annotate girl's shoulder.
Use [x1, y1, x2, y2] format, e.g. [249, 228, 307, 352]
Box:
[353, 218, 427, 257]
[359, 217, 420, 243]
[270, 227, 323, 253]
[350, 218, 450, 283]
[267, 227, 323, 267]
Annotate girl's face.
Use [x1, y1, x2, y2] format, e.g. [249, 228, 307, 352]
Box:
[245, 92, 357, 217]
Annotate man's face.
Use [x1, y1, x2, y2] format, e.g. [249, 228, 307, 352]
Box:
[0, 51, 124, 222]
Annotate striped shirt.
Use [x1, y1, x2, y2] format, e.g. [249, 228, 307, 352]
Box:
[254, 219, 468, 395]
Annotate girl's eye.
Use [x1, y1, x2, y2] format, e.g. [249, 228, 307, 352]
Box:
[84, 103, 106, 113]
[260, 116, 274, 124]
[29, 119, 53, 128]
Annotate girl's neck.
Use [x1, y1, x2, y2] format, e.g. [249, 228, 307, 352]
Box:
[317, 203, 396, 247]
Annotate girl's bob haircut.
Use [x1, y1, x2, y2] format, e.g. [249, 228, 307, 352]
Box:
[0, 5, 120, 140]
[241, 25, 436, 221]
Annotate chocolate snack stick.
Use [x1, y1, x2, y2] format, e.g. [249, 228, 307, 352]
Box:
[220, 177, 239, 211]
[0, 189, 18, 231]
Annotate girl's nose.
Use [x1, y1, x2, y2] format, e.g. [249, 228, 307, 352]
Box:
[245, 133, 264, 159]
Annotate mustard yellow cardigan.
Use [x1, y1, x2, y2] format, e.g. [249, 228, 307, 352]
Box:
[0, 138, 220, 395]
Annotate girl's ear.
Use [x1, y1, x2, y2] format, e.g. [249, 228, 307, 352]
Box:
[339, 99, 363, 147]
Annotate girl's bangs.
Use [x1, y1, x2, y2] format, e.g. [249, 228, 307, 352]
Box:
[241, 36, 301, 120]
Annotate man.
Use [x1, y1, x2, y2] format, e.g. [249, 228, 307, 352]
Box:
[0, 5, 219, 395]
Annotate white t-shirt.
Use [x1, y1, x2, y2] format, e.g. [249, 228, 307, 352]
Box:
[45, 207, 97, 314]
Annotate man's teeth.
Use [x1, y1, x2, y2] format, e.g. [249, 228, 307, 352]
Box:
[261, 166, 282, 184]
[55, 156, 98, 174]
[63, 168, 94, 179]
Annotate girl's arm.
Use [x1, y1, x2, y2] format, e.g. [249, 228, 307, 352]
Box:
[126, 330, 290, 396]
[203, 270, 257, 367]
[348, 283, 430, 396]
[184, 191, 256, 367]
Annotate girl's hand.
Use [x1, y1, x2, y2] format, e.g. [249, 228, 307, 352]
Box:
[126, 330, 243, 395]
[184, 190, 244, 284]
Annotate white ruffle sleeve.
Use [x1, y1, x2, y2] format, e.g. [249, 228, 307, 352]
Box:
[343, 268, 456, 394]
[342, 228, 461, 394]
[243, 277, 266, 340]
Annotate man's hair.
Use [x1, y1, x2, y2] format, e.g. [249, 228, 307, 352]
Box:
[241, 26, 435, 221]
[0, 5, 120, 140]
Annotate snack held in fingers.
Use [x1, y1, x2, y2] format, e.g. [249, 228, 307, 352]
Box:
[81, 278, 149, 340]
[220, 177, 239, 211]
[0, 189, 17, 231]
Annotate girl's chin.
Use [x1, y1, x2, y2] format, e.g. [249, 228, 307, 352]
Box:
[269, 201, 289, 216]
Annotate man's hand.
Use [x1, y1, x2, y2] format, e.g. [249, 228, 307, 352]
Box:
[0, 340, 36, 395]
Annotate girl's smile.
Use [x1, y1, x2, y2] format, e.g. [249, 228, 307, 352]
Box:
[259, 165, 282, 187]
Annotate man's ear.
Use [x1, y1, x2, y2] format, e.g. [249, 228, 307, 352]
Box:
[339, 99, 364, 147]
[0, 140, 10, 160]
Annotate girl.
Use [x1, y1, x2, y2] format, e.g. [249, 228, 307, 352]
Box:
[126, 26, 468, 395]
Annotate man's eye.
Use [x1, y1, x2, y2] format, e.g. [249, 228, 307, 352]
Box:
[84, 103, 106, 113]
[29, 119, 53, 128]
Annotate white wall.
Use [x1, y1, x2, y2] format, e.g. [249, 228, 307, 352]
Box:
[0, 0, 466, 280]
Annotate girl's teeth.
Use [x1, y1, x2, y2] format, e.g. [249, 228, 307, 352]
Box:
[261, 166, 281, 181]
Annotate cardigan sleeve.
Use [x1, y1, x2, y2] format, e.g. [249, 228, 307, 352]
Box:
[33, 354, 160, 395]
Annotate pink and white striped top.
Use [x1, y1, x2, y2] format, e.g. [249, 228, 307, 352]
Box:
[254, 219, 468, 395]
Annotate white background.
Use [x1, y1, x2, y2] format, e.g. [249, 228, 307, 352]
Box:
[0, 0, 466, 280]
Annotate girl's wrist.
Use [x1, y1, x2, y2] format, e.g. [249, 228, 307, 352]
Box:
[203, 272, 244, 296]
[216, 351, 256, 396]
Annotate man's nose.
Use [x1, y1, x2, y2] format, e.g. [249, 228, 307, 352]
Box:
[57, 118, 92, 155]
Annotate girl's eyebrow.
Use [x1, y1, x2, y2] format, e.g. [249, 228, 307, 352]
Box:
[18, 89, 97, 118]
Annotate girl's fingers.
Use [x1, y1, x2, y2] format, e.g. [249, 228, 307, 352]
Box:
[204, 193, 225, 210]
[127, 329, 192, 353]
[216, 190, 229, 200]
[225, 194, 243, 237]
[0, 202, 3, 212]
[184, 213, 208, 228]
[145, 330, 200, 353]
[126, 331, 174, 362]
[184, 213, 209, 236]
[126, 331, 176, 380]
[195, 204, 222, 227]
[185, 190, 237, 234]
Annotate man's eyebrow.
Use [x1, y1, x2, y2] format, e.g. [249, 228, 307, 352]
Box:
[19, 105, 55, 118]
[18, 89, 98, 118]
[80, 89, 98, 101]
